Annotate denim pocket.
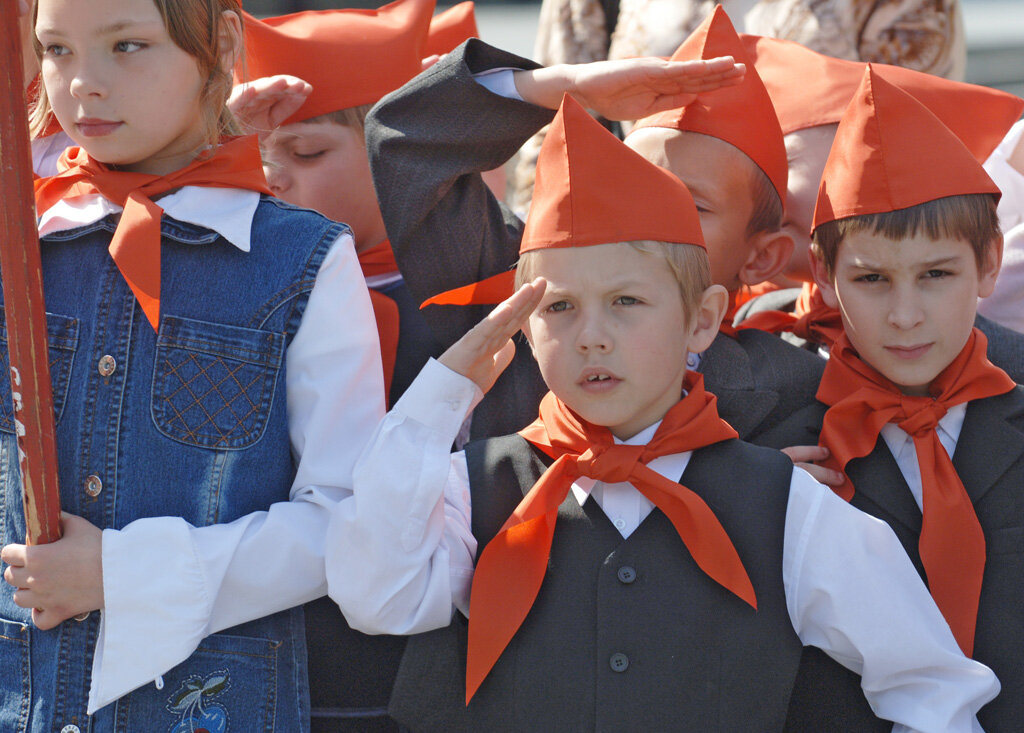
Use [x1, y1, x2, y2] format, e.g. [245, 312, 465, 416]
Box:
[0, 312, 79, 434]
[116, 631, 282, 733]
[151, 316, 284, 450]
[0, 618, 31, 733]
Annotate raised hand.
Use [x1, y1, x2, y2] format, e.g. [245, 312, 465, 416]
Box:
[514, 56, 745, 121]
[439, 278, 546, 394]
[227, 75, 313, 138]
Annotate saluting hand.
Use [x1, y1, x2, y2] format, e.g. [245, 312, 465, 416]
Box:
[439, 278, 546, 394]
[514, 56, 746, 122]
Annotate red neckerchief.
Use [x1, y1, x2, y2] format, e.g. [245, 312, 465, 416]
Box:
[466, 372, 752, 702]
[817, 329, 1015, 656]
[34, 136, 272, 330]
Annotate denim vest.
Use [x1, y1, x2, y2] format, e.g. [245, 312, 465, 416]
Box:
[0, 195, 344, 732]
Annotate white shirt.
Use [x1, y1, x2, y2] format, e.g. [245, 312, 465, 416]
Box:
[35, 187, 386, 713]
[327, 359, 997, 733]
[980, 120, 1024, 333]
[880, 403, 966, 510]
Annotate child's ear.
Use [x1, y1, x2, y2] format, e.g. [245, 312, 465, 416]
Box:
[218, 10, 244, 74]
[978, 234, 1003, 299]
[687, 284, 728, 354]
[738, 229, 795, 287]
[808, 245, 839, 308]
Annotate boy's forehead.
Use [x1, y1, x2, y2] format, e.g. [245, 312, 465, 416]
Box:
[626, 129, 755, 192]
[837, 229, 977, 269]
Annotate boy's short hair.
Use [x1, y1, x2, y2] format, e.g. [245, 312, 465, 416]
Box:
[515, 241, 712, 322]
[812, 193, 1001, 277]
[746, 162, 784, 238]
[305, 103, 375, 135]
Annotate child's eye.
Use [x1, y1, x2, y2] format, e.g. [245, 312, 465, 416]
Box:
[43, 43, 69, 57]
[923, 269, 951, 279]
[614, 295, 640, 306]
[114, 40, 146, 53]
[854, 273, 884, 283]
[545, 300, 571, 313]
[294, 150, 326, 161]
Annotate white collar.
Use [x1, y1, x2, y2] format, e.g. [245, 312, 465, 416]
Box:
[879, 401, 968, 459]
[37, 186, 260, 253]
[571, 420, 665, 504]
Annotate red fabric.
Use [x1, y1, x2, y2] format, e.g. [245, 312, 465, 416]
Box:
[738, 283, 843, 347]
[740, 34, 1024, 161]
[425, 1, 478, 56]
[422, 95, 705, 308]
[34, 136, 272, 331]
[521, 95, 705, 253]
[466, 372, 753, 702]
[358, 240, 402, 402]
[631, 6, 788, 205]
[816, 329, 1015, 656]
[813, 66, 1001, 231]
[239, 0, 435, 124]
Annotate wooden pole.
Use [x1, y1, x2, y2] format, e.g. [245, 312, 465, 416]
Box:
[0, 0, 62, 545]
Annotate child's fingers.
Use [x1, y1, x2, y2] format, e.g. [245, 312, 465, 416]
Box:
[781, 445, 829, 464]
[0, 542, 26, 567]
[3, 563, 28, 588]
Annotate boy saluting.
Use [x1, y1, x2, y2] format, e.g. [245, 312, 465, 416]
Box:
[326, 95, 996, 731]
[768, 65, 1024, 731]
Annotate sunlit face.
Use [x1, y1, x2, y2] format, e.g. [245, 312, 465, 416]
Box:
[816, 232, 999, 395]
[626, 129, 757, 292]
[36, 0, 209, 175]
[262, 120, 386, 252]
[524, 243, 719, 440]
[780, 125, 836, 282]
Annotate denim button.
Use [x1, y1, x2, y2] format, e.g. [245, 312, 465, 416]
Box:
[98, 354, 116, 377]
[84, 474, 103, 497]
[609, 652, 629, 672]
[61, 726, 81, 733]
[617, 566, 637, 584]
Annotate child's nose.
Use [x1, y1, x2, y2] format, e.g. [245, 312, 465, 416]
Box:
[575, 314, 612, 353]
[68, 59, 107, 99]
[264, 164, 291, 195]
[887, 287, 925, 330]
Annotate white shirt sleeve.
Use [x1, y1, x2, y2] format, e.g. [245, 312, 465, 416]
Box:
[88, 232, 386, 713]
[784, 467, 999, 733]
[327, 358, 481, 634]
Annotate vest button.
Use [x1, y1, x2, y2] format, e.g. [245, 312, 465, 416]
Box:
[616, 566, 637, 584]
[98, 355, 116, 377]
[84, 474, 103, 498]
[609, 652, 629, 673]
[61, 726, 81, 733]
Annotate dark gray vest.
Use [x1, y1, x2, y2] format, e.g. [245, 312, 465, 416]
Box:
[390, 435, 802, 731]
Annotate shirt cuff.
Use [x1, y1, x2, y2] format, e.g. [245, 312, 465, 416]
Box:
[392, 357, 484, 436]
[473, 68, 525, 101]
[89, 518, 211, 713]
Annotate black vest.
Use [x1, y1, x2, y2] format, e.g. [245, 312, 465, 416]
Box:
[390, 435, 802, 731]
[783, 392, 1024, 732]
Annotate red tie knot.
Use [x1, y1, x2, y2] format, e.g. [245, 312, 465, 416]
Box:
[896, 396, 948, 437]
[575, 444, 645, 484]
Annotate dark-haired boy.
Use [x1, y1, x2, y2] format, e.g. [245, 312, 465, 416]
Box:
[764, 65, 1024, 731]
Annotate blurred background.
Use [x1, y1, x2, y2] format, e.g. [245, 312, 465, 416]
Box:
[243, 0, 1024, 95]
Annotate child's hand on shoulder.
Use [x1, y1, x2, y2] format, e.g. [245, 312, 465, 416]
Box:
[1, 513, 104, 629]
[781, 445, 844, 487]
[227, 75, 313, 138]
[439, 278, 545, 394]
